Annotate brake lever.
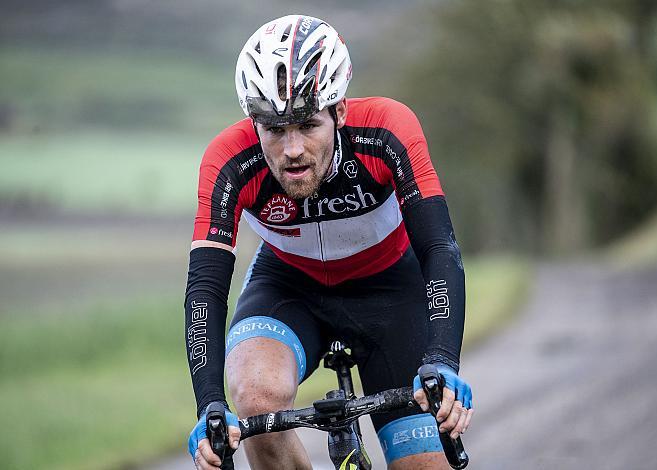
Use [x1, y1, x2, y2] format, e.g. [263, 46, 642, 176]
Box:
[418, 364, 469, 469]
[206, 403, 235, 470]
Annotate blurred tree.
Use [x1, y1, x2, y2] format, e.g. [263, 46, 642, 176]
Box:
[607, 0, 657, 58]
[399, 0, 657, 254]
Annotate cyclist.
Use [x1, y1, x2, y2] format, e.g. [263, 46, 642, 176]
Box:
[185, 15, 474, 470]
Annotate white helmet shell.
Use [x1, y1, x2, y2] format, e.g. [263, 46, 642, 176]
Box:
[235, 15, 352, 126]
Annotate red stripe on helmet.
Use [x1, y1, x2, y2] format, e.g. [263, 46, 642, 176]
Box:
[289, 17, 302, 99]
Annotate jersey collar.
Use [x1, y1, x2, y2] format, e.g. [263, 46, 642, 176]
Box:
[323, 130, 343, 183]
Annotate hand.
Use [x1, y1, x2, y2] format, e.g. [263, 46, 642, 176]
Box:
[413, 365, 474, 440]
[188, 402, 240, 469]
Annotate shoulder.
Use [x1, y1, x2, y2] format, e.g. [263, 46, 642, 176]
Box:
[345, 97, 420, 129]
[202, 118, 260, 167]
[345, 97, 426, 149]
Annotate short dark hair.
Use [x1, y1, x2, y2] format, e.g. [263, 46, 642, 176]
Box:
[277, 66, 287, 101]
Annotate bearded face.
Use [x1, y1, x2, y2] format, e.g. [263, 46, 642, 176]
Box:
[257, 102, 347, 199]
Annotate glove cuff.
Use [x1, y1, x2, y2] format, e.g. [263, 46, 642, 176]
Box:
[199, 399, 230, 419]
[421, 352, 459, 374]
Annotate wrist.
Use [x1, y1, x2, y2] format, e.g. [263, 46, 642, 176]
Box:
[421, 351, 459, 374]
[197, 398, 229, 420]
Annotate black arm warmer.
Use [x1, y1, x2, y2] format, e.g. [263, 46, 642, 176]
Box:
[184, 247, 235, 418]
[402, 196, 465, 373]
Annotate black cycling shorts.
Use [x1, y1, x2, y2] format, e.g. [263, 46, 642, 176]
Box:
[227, 243, 443, 462]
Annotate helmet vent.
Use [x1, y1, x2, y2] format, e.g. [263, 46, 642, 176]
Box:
[282, 24, 292, 42]
[254, 41, 261, 54]
[304, 51, 321, 76]
[253, 60, 263, 78]
[277, 65, 287, 101]
[241, 71, 248, 89]
[319, 65, 327, 83]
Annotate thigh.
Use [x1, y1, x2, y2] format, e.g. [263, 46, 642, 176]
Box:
[359, 297, 448, 467]
[337, 249, 447, 466]
[228, 275, 328, 384]
[225, 278, 329, 419]
[337, 248, 429, 419]
[352, 291, 429, 431]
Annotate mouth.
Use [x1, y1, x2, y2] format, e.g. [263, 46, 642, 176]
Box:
[284, 165, 311, 180]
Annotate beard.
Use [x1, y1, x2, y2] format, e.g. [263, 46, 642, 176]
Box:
[267, 148, 333, 200]
[278, 165, 321, 199]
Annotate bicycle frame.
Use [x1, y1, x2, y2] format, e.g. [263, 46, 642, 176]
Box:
[323, 340, 372, 470]
[323, 342, 469, 469]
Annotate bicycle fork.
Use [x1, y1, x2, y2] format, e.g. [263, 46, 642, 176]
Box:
[324, 341, 372, 470]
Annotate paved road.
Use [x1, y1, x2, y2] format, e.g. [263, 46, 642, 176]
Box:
[464, 263, 657, 469]
[147, 262, 657, 469]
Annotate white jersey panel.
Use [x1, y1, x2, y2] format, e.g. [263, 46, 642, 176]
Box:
[243, 192, 402, 261]
[243, 211, 322, 259]
[320, 192, 402, 260]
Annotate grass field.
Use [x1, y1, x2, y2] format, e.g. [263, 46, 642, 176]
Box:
[0, 46, 239, 133]
[0, 248, 531, 470]
[0, 46, 243, 215]
[462, 254, 532, 347]
[0, 131, 206, 214]
[605, 211, 657, 268]
[0, 299, 192, 470]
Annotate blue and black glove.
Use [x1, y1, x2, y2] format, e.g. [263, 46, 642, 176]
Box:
[188, 401, 239, 466]
[414, 364, 472, 468]
[413, 364, 473, 410]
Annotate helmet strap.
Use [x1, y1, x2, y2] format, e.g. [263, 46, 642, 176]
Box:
[328, 105, 338, 126]
[251, 118, 260, 139]
[328, 105, 341, 159]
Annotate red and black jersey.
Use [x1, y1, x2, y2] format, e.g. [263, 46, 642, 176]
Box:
[186, 97, 466, 414]
[193, 97, 444, 285]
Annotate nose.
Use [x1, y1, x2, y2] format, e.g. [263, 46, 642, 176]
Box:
[283, 129, 304, 160]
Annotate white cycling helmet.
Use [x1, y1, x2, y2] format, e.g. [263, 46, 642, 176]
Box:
[235, 15, 352, 126]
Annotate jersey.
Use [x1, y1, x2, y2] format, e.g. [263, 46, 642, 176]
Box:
[193, 97, 444, 286]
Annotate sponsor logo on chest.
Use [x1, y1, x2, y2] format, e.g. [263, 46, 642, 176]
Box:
[343, 160, 358, 179]
[301, 184, 377, 219]
[260, 194, 298, 224]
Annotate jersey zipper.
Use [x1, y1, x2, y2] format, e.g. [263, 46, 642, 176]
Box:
[317, 221, 328, 284]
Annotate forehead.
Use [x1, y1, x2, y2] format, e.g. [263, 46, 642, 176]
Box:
[261, 108, 332, 129]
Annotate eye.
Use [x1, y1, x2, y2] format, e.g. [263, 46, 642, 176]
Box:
[300, 122, 317, 131]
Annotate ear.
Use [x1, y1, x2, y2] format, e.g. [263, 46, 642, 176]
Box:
[335, 98, 348, 129]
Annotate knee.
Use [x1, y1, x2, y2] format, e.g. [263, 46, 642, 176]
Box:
[225, 337, 300, 416]
[228, 374, 297, 416]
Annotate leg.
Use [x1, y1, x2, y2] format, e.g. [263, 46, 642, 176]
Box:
[226, 335, 311, 470]
[334, 248, 453, 469]
[378, 415, 452, 470]
[226, 261, 328, 470]
[390, 454, 451, 470]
